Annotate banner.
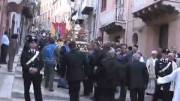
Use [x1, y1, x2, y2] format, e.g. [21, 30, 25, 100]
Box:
[51, 22, 67, 39]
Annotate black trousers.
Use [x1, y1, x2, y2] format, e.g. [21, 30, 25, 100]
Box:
[1, 44, 9, 63]
[118, 85, 127, 101]
[153, 84, 173, 101]
[96, 87, 115, 101]
[56, 64, 63, 76]
[130, 89, 145, 101]
[23, 74, 43, 101]
[83, 77, 93, 95]
[68, 81, 81, 101]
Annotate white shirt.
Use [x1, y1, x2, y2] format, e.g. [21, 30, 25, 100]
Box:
[139, 56, 145, 63]
[157, 68, 180, 101]
[1, 34, 9, 46]
[146, 58, 157, 79]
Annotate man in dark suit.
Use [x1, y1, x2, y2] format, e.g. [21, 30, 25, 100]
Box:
[127, 53, 149, 101]
[62, 41, 88, 101]
[20, 36, 43, 101]
[95, 47, 126, 101]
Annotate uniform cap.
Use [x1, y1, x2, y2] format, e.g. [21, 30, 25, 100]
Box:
[28, 36, 38, 43]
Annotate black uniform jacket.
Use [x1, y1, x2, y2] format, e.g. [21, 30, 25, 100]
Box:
[20, 48, 43, 78]
[155, 59, 172, 78]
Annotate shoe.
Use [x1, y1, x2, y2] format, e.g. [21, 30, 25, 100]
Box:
[8, 70, 13, 72]
[49, 89, 54, 92]
[44, 85, 48, 89]
[146, 93, 154, 96]
[57, 84, 61, 88]
[83, 93, 90, 97]
[1, 62, 7, 64]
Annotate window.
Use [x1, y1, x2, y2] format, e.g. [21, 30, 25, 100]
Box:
[132, 33, 138, 45]
[101, 0, 107, 12]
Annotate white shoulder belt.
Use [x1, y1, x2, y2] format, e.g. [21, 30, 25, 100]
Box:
[26, 51, 40, 65]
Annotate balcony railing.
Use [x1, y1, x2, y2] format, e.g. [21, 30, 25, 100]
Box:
[8, 0, 22, 4]
[116, 0, 124, 21]
[100, 2, 125, 28]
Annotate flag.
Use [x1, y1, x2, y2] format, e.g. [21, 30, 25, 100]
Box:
[50, 23, 56, 37]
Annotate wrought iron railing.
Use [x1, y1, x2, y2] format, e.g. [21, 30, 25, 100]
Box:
[115, 0, 124, 21]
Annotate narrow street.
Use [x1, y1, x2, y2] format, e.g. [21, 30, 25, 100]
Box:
[0, 0, 179, 101]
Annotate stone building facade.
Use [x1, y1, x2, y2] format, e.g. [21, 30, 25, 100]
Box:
[92, 0, 180, 56]
[129, 0, 180, 56]
[38, 0, 180, 56]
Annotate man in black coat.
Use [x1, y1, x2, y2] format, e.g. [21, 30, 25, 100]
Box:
[127, 53, 149, 101]
[83, 46, 94, 96]
[116, 44, 130, 101]
[62, 41, 88, 101]
[20, 36, 43, 101]
[95, 48, 126, 101]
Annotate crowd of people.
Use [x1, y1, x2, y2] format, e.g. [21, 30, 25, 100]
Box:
[20, 32, 180, 101]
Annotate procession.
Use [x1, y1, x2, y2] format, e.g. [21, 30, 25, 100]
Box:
[7, 31, 178, 101]
[0, 0, 180, 101]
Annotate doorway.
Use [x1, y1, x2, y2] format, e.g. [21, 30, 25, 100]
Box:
[159, 24, 169, 49]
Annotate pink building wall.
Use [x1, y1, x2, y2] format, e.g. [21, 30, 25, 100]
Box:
[99, 0, 116, 27]
[168, 17, 180, 51]
[0, 0, 7, 39]
[96, 0, 128, 42]
[96, 0, 180, 56]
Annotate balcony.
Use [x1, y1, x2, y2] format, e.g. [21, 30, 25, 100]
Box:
[133, 0, 180, 22]
[100, 5, 126, 33]
[22, 0, 38, 19]
[133, 0, 160, 13]
[7, 0, 23, 13]
[7, 0, 37, 18]
[81, 0, 94, 15]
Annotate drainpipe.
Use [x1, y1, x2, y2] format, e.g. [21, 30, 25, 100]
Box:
[125, 0, 129, 44]
[95, 0, 100, 41]
[0, 0, 5, 38]
[115, 0, 118, 21]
